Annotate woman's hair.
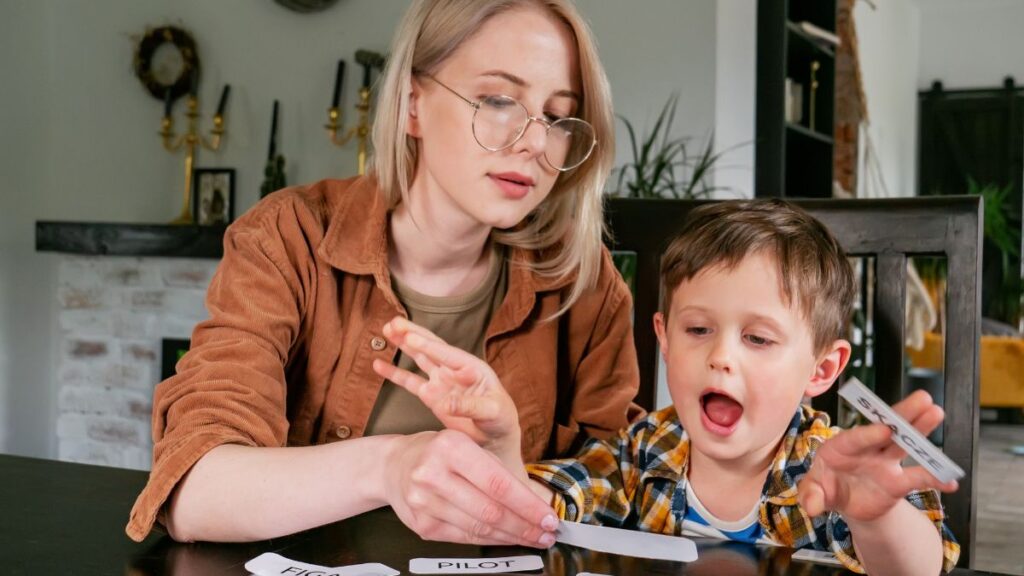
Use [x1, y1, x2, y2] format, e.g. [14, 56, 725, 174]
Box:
[371, 0, 615, 316]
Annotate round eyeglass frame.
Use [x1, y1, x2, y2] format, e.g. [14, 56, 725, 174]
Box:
[419, 72, 598, 172]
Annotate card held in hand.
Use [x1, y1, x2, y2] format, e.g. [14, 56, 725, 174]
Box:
[838, 377, 964, 484]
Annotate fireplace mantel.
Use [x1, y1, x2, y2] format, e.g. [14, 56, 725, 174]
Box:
[36, 221, 226, 259]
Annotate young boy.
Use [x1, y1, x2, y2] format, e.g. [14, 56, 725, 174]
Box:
[373, 200, 960, 575]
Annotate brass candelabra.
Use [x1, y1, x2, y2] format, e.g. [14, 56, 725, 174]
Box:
[325, 86, 372, 175]
[160, 96, 227, 224]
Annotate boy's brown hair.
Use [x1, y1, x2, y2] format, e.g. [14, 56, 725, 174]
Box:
[660, 199, 855, 354]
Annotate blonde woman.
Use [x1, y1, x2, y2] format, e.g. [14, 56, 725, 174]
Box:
[127, 0, 640, 547]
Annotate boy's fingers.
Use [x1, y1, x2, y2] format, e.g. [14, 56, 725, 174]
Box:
[891, 466, 959, 495]
[823, 424, 893, 460]
[881, 404, 945, 460]
[798, 476, 828, 516]
[891, 390, 934, 423]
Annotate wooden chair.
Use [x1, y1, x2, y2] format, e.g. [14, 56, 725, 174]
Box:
[604, 196, 982, 568]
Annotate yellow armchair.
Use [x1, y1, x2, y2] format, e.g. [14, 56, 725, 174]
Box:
[907, 332, 1024, 408]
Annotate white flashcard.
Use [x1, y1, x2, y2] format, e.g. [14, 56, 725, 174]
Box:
[555, 521, 698, 563]
[838, 377, 964, 484]
[790, 549, 844, 566]
[245, 552, 399, 576]
[408, 555, 544, 574]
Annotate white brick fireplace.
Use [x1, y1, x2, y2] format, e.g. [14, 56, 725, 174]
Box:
[54, 256, 218, 470]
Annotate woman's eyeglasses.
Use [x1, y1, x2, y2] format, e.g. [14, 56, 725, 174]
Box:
[418, 73, 597, 172]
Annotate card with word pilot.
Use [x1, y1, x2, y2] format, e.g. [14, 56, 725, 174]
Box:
[838, 377, 965, 484]
[408, 555, 543, 574]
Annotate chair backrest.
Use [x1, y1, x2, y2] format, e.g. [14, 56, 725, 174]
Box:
[604, 196, 981, 568]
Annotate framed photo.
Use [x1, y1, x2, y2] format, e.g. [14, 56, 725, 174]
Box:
[192, 168, 235, 225]
[160, 338, 191, 381]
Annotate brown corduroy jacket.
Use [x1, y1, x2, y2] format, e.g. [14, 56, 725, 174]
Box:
[126, 176, 642, 541]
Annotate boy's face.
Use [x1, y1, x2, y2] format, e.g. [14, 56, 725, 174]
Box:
[654, 252, 850, 469]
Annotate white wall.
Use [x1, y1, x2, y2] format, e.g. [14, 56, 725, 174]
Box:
[0, 1, 718, 456]
[713, 0, 756, 200]
[0, 1, 56, 457]
[854, 0, 921, 198]
[918, 0, 1024, 90]
[585, 0, 718, 195]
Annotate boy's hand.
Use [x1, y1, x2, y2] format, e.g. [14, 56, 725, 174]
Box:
[372, 317, 522, 464]
[798, 390, 959, 523]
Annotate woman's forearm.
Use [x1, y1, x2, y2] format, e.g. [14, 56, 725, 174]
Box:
[165, 435, 401, 542]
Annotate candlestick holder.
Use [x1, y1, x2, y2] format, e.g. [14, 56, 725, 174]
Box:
[325, 86, 372, 175]
[160, 96, 227, 224]
[809, 60, 821, 133]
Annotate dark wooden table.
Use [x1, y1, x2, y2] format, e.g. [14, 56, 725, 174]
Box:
[0, 454, 1002, 575]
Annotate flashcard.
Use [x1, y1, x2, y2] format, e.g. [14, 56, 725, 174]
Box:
[838, 377, 964, 484]
[408, 555, 544, 574]
[791, 549, 843, 566]
[555, 521, 698, 562]
[245, 552, 399, 576]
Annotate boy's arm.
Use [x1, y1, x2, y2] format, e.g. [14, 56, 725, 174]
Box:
[799, 391, 960, 575]
[526, 424, 643, 527]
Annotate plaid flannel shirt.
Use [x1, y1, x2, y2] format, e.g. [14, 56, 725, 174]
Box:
[527, 405, 960, 574]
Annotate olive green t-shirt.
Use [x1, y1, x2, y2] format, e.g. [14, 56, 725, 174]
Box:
[364, 245, 509, 435]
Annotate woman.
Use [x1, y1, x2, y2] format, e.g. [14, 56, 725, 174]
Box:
[127, 0, 640, 547]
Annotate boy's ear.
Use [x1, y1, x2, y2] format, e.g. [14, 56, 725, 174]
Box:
[407, 77, 422, 137]
[805, 339, 852, 398]
[653, 312, 670, 360]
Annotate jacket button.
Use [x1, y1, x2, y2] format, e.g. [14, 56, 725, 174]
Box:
[336, 426, 352, 439]
[370, 336, 387, 351]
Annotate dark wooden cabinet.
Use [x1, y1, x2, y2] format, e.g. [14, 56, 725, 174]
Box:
[756, 0, 837, 198]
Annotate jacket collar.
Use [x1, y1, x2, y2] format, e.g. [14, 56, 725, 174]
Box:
[317, 175, 575, 295]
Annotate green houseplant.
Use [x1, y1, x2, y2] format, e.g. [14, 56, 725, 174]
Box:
[917, 178, 1023, 327]
[611, 94, 729, 200]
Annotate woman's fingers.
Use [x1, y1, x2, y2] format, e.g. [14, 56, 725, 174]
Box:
[373, 359, 428, 396]
[393, 431, 558, 548]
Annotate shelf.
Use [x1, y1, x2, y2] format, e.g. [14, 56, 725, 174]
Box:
[36, 221, 226, 259]
[786, 122, 834, 145]
[786, 21, 836, 58]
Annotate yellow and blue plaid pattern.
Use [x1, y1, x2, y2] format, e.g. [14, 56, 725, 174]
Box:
[527, 405, 960, 574]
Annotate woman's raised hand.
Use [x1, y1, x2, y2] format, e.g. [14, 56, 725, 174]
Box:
[372, 316, 521, 461]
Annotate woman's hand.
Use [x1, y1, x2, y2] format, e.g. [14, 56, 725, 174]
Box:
[372, 317, 522, 464]
[383, 429, 558, 548]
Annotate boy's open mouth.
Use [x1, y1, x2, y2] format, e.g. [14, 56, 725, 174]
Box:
[701, 390, 744, 430]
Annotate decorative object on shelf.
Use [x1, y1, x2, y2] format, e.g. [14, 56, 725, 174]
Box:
[260, 100, 287, 198]
[192, 168, 235, 225]
[325, 50, 386, 175]
[755, 0, 837, 199]
[133, 25, 200, 106]
[160, 76, 231, 224]
[809, 60, 821, 132]
[796, 20, 841, 48]
[612, 94, 733, 200]
[273, 0, 340, 13]
[785, 78, 804, 124]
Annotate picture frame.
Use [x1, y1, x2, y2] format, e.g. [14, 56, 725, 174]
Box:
[160, 338, 191, 381]
[192, 168, 235, 225]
